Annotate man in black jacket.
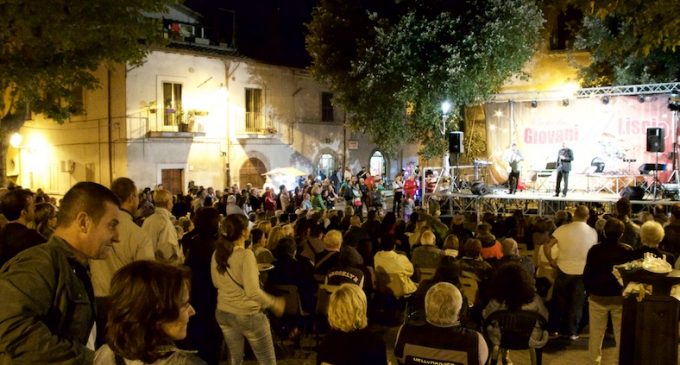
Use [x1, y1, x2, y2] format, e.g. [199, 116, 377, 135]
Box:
[0, 189, 45, 267]
[554, 142, 574, 197]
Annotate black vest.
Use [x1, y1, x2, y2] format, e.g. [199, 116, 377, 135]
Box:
[395, 321, 481, 365]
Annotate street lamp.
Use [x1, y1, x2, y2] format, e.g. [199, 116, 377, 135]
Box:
[440, 100, 451, 135]
[9, 133, 22, 148]
[440, 100, 453, 185]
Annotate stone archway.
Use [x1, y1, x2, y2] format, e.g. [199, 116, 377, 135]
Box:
[317, 153, 335, 180]
[239, 157, 266, 189]
[369, 150, 388, 178]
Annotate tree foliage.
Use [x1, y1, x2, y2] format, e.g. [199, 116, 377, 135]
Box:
[0, 0, 177, 186]
[567, 0, 680, 86]
[306, 0, 543, 158]
[0, 0, 177, 123]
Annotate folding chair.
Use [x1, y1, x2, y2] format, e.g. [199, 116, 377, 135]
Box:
[483, 310, 548, 365]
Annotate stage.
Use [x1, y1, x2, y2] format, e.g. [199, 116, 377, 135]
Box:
[425, 185, 678, 221]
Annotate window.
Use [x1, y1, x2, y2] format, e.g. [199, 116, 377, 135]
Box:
[549, 6, 582, 51]
[163, 82, 183, 126]
[71, 86, 84, 114]
[370, 151, 387, 178]
[318, 154, 334, 179]
[245, 88, 264, 132]
[321, 92, 334, 122]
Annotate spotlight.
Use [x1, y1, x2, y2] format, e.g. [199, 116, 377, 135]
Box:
[602, 96, 610, 105]
[531, 100, 538, 108]
[638, 95, 646, 103]
[562, 99, 569, 106]
[669, 91, 680, 111]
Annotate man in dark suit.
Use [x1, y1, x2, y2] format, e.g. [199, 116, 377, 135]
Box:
[555, 142, 574, 197]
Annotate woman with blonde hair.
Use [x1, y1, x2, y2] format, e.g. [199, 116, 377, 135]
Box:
[316, 284, 387, 365]
[266, 225, 289, 252]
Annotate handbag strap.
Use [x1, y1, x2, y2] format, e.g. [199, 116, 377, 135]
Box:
[225, 267, 245, 290]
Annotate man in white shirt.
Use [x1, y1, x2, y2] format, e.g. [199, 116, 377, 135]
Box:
[90, 177, 154, 346]
[374, 236, 417, 295]
[544, 205, 597, 340]
[142, 189, 184, 265]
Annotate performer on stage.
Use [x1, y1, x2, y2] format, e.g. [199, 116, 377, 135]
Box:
[504, 143, 523, 194]
[555, 142, 574, 197]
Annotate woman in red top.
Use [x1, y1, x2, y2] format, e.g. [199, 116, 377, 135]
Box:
[403, 175, 418, 200]
[263, 187, 276, 217]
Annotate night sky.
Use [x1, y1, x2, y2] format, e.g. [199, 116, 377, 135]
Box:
[184, 0, 316, 68]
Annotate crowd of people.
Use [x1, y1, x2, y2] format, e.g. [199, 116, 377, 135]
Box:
[1, 170, 680, 364]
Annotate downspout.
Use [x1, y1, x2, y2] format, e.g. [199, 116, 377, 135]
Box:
[108, 69, 113, 184]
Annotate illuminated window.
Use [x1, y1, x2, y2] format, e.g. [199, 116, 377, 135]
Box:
[318, 154, 334, 178]
[369, 151, 387, 178]
[163, 82, 183, 126]
[245, 88, 264, 132]
[321, 92, 334, 121]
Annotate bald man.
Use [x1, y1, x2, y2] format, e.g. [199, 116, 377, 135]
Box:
[142, 189, 184, 264]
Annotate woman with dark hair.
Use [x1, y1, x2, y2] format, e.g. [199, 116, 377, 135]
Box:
[211, 214, 285, 365]
[179, 207, 222, 364]
[410, 256, 469, 322]
[95, 260, 205, 364]
[483, 263, 548, 349]
[33, 202, 57, 240]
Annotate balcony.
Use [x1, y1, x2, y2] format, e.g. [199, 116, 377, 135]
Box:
[162, 19, 235, 52]
[236, 113, 279, 139]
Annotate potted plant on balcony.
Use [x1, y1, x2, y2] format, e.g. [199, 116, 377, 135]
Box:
[177, 107, 190, 132]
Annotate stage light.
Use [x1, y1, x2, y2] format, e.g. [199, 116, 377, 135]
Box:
[669, 91, 680, 111]
[494, 110, 503, 118]
[638, 95, 646, 103]
[562, 99, 569, 106]
[531, 100, 538, 108]
[602, 96, 610, 105]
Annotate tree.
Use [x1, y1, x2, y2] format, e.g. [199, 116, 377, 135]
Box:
[306, 0, 543, 158]
[0, 0, 177, 187]
[566, 0, 680, 86]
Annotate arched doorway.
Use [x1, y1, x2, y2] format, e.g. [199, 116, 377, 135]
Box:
[317, 153, 334, 180]
[369, 150, 387, 178]
[239, 157, 266, 189]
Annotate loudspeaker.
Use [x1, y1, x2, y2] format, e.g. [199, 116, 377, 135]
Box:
[471, 181, 490, 195]
[449, 131, 464, 154]
[646, 128, 665, 152]
[620, 186, 645, 201]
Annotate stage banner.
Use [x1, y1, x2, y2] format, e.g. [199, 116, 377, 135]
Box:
[485, 95, 675, 191]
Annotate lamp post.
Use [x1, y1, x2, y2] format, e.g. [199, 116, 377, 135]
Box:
[441, 100, 452, 178]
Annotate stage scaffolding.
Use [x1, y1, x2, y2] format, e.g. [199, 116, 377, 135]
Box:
[426, 191, 677, 224]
